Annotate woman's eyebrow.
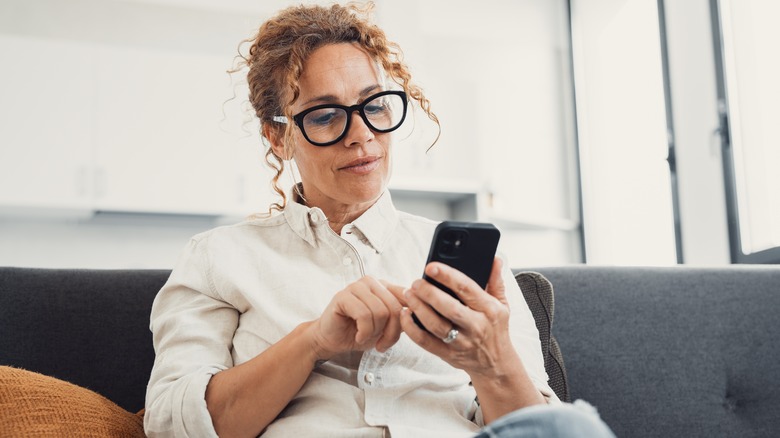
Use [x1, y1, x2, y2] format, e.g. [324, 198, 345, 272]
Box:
[301, 94, 338, 106]
[358, 84, 382, 97]
[301, 85, 382, 107]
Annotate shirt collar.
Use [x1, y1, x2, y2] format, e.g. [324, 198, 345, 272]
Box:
[350, 191, 398, 253]
[283, 184, 319, 246]
[282, 184, 398, 252]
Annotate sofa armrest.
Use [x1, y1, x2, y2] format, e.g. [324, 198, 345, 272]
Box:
[515, 271, 569, 402]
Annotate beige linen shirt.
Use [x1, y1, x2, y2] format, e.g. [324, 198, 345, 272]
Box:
[144, 191, 557, 438]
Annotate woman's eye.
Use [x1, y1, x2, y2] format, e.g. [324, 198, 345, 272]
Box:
[364, 103, 388, 115]
[305, 109, 340, 126]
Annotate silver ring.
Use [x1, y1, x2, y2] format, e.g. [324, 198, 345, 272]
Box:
[442, 328, 459, 344]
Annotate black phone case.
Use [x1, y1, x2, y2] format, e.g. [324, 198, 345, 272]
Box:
[414, 221, 501, 331]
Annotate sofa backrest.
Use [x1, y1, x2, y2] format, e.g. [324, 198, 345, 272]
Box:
[4, 265, 780, 438]
[1, 267, 570, 415]
[0, 267, 169, 413]
[532, 265, 780, 438]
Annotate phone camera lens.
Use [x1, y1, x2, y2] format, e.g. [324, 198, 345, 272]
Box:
[437, 229, 468, 258]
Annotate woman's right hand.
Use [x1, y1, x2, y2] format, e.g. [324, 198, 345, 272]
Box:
[309, 276, 406, 360]
[205, 276, 405, 437]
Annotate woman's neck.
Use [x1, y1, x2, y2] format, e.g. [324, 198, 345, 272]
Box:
[294, 183, 375, 234]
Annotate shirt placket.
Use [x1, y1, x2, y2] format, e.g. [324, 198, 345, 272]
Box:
[358, 347, 394, 426]
[341, 224, 396, 427]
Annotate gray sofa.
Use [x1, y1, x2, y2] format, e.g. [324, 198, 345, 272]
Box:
[1, 265, 778, 437]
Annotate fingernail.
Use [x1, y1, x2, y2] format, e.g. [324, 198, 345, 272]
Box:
[429, 265, 439, 275]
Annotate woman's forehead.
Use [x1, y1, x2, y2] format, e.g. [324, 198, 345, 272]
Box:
[295, 43, 384, 106]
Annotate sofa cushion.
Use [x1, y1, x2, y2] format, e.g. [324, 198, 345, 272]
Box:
[0, 366, 145, 437]
[515, 271, 569, 402]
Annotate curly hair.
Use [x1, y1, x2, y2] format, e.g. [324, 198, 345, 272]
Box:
[234, 2, 439, 213]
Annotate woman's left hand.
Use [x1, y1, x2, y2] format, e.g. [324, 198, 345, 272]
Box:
[395, 256, 516, 378]
[395, 257, 547, 421]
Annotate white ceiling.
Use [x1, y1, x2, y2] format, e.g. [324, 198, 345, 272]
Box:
[104, 0, 334, 15]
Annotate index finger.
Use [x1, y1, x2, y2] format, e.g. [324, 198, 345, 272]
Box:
[371, 279, 405, 352]
[423, 262, 495, 311]
[381, 280, 409, 307]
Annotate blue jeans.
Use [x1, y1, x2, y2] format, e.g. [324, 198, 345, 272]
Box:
[474, 400, 616, 438]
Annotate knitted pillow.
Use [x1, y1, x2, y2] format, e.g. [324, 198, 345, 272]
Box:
[515, 271, 570, 402]
[0, 366, 145, 437]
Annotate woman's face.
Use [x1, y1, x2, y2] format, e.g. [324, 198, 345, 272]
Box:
[281, 43, 393, 217]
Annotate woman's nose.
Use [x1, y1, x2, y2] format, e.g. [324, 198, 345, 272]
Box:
[343, 111, 375, 147]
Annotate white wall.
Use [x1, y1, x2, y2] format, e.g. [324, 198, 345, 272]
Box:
[571, 0, 678, 265]
[0, 214, 215, 269]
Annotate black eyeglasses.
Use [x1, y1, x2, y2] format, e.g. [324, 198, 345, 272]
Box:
[273, 90, 407, 147]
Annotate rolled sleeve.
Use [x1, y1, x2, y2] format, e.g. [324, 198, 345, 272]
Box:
[144, 236, 239, 437]
[145, 365, 226, 437]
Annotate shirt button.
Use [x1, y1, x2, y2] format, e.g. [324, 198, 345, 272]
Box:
[364, 372, 375, 385]
[310, 211, 326, 223]
[343, 257, 352, 266]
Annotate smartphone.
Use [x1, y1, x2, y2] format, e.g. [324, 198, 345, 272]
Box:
[413, 221, 501, 331]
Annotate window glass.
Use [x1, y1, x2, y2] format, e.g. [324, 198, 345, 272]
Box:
[719, 0, 780, 255]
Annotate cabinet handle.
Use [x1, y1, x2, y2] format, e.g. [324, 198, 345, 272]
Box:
[76, 166, 89, 197]
[94, 167, 105, 199]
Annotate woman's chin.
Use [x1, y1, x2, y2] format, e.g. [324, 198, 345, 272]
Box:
[345, 181, 387, 205]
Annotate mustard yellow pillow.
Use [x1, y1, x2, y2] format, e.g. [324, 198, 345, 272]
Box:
[0, 366, 144, 437]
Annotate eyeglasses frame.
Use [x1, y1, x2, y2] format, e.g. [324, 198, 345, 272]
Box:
[273, 90, 408, 147]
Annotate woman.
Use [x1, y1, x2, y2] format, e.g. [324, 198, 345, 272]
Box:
[144, 3, 613, 437]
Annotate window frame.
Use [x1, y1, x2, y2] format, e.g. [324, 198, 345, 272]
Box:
[710, 0, 780, 264]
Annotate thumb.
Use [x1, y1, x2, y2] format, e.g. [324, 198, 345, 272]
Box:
[485, 256, 508, 305]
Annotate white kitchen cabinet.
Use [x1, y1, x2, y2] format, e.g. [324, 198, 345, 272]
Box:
[0, 36, 95, 213]
[93, 45, 250, 215]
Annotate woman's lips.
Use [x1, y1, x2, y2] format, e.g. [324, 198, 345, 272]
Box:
[339, 156, 381, 174]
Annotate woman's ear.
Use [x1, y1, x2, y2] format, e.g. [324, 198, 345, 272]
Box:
[262, 123, 289, 160]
